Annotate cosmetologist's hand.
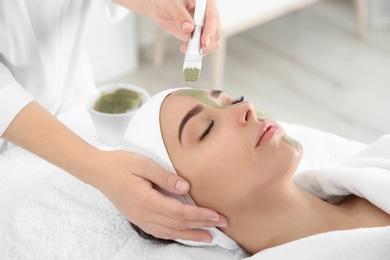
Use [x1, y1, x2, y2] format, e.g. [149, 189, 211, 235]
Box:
[2, 100, 227, 243]
[149, 0, 221, 55]
[114, 0, 221, 55]
[95, 150, 228, 242]
[178, 0, 221, 55]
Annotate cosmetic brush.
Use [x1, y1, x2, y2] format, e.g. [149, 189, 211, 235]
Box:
[183, 0, 207, 82]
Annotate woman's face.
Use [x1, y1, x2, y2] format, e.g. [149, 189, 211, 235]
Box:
[160, 89, 303, 213]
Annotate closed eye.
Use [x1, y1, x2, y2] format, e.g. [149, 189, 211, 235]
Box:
[231, 96, 244, 105]
[199, 120, 214, 141]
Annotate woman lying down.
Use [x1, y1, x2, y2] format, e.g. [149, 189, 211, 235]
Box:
[121, 87, 390, 258]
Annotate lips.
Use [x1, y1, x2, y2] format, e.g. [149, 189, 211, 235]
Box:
[256, 119, 281, 147]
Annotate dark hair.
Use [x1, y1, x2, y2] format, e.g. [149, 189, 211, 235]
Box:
[130, 222, 178, 245]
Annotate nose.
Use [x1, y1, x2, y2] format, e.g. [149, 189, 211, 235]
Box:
[226, 101, 256, 125]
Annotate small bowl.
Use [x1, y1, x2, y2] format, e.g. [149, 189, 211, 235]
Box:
[85, 83, 150, 146]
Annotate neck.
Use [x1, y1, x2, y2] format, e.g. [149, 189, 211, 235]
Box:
[220, 183, 348, 254]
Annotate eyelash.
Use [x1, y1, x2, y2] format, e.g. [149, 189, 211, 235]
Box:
[199, 120, 214, 141]
[199, 96, 244, 141]
[231, 96, 244, 105]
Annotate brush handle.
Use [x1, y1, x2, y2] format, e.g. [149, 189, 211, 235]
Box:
[184, 0, 207, 57]
[193, 0, 207, 26]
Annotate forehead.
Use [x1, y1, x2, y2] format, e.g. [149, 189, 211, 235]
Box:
[161, 91, 201, 120]
[169, 89, 232, 104]
[175, 89, 222, 99]
[161, 89, 235, 115]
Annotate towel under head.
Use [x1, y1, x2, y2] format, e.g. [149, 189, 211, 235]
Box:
[121, 87, 239, 250]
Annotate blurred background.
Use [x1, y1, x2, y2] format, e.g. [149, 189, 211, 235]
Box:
[84, 0, 390, 144]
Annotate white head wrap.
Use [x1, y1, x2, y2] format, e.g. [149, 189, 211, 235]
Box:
[121, 88, 239, 250]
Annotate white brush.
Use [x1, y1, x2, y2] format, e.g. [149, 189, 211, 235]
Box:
[183, 0, 207, 82]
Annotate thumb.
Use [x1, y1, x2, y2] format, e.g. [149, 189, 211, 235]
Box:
[138, 158, 190, 195]
[169, 2, 194, 34]
[159, 170, 190, 194]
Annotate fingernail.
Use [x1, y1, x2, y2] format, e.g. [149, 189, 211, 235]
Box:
[208, 216, 220, 222]
[201, 238, 212, 243]
[182, 22, 192, 31]
[175, 180, 188, 192]
[206, 37, 211, 47]
[216, 222, 227, 228]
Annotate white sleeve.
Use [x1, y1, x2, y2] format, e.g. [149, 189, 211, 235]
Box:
[0, 63, 34, 136]
[98, 0, 129, 22]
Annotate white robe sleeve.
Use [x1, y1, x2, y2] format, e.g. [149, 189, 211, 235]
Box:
[0, 63, 34, 136]
[98, 0, 129, 22]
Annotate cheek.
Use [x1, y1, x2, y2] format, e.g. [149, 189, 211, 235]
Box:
[175, 158, 223, 209]
[200, 135, 251, 177]
[175, 140, 251, 209]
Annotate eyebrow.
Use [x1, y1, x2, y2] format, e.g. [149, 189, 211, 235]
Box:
[179, 104, 204, 144]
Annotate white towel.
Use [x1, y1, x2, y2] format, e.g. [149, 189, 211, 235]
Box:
[122, 88, 239, 250]
[246, 135, 390, 260]
[1, 101, 376, 259]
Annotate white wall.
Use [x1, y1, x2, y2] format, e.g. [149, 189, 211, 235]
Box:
[84, 1, 139, 86]
[136, 15, 157, 47]
[369, 0, 390, 28]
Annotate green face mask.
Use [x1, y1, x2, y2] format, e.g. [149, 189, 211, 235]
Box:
[256, 110, 271, 122]
[254, 110, 301, 151]
[175, 89, 225, 108]
[283, 135, 302, 152]
[175, 89, 302, 151]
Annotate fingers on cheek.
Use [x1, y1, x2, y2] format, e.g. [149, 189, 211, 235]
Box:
[153, 208, 219, 230]
[140, 221, 186, 241]
[148, 226, 177, 240]
[152, 226, 212, 242]
[174, 229, 213, 242]
[133, 217, 176, 240]
[134, 214, 215, 242]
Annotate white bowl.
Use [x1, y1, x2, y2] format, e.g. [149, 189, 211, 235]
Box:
[85, 83, 150, 146]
